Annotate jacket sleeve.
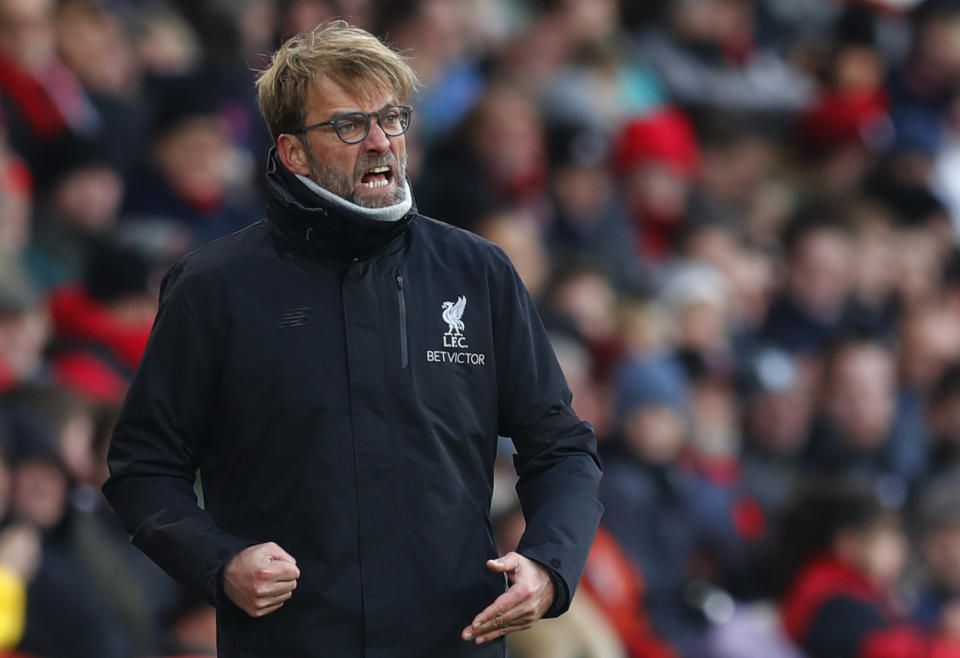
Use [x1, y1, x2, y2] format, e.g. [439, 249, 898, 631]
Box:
[102, 262, 251, 607]
[492, 256, 603, 617]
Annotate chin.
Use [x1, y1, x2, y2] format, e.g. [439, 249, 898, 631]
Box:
[354, 183, 403, 208]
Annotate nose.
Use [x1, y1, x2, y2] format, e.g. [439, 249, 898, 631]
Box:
[363, 118, 391, 153]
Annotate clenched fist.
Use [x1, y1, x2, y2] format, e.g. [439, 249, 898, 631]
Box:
[223, 542, 300, 617]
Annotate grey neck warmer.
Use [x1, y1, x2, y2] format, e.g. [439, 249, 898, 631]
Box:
[295, 174, 412, 223]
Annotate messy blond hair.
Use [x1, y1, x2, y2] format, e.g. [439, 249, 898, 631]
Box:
[256, 20, 419, 142]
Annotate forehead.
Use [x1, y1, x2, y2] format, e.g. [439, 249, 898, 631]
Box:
[305, 75, 396, 118]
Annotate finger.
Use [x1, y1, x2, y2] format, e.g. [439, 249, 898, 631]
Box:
[486, 552, 522, 573]
[255, 589, 293, 609]
[472, 620, 535, 645]
[252, 600, 285, 617]
[255, 561, 300, 584]
[254, 579, 297, 598]
[272, 561, 301, 581]
[265, 542, 298, 565]
[470, 584, 531, 629]
[473, 603, 533, 636]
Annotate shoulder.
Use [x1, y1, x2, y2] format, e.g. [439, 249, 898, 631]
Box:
[162, 220, 270, 300]
[803, 594, 888, 658]
[409, 214, 512, 270]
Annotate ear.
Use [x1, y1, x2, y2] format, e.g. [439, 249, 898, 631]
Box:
[277, 134, 311, 176]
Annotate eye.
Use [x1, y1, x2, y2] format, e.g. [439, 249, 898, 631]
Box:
[382, 110, 400, 126]
[336, 116, 364, 135]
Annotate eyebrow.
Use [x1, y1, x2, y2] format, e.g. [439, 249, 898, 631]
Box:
[321, 102, 399, 118]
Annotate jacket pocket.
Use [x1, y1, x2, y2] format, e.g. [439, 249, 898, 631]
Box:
[396, 270, 409, 369]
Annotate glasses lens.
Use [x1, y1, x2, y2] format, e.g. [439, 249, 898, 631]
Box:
[379, 106, 411, 136]
[334, 113, 369, 143]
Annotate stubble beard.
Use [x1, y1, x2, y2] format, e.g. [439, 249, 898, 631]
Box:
[304, 143, 408, 209]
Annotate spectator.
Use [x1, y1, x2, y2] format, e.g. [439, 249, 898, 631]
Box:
[0, 0, 97, 168]
[580, 525, 678, 658]
[0, 142, 31, 259]
[802, 337, 912, 499]
[740, 348, 813, 522]
[418, 84, 548, 228]
[544, 122, 649, 293]
[6, 409, 127, 657]
[123, 84, 260, 246]
[635, 0, 814, 112]
[762, 208, 855, 356]
[46, 233, 166, 402]
[474, 208, 551, 302]
[612, 107, 699, 262]
[24, 135, 123, 290]
[927, 363, 960, 480]
[0, 416, 37, 651]
[0, 273, 46, 393]
[779, 480, 960, 658]
[600, 355, 703, 649]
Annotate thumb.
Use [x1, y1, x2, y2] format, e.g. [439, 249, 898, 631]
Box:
[486, 552, 522, 573]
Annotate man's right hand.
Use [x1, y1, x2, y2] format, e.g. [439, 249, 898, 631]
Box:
[223, 542, 300, 617]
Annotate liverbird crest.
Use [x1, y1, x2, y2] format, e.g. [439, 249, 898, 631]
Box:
[441, 296, 466, 336]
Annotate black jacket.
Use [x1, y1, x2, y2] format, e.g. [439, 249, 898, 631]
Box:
[103, 152, 603, 657]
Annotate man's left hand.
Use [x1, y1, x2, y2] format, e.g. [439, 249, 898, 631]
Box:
[461, 552, 555, 645]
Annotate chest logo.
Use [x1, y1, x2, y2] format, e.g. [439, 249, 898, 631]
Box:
[277, 306, 310, 328]
[441, 296, 467, 345]
[428, 294, 485, 365]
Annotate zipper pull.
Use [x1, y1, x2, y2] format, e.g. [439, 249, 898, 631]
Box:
[396, 273, 404, 290]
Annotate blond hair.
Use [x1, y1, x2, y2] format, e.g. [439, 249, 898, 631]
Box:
[256, 20, 419, 142]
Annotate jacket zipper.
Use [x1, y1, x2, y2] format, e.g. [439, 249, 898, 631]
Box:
[396, 271, 408, 369]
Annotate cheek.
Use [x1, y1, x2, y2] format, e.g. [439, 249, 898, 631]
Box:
[391, 140, 407, 167]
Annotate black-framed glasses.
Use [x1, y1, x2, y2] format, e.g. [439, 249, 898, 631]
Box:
[295, 104, 413, 144]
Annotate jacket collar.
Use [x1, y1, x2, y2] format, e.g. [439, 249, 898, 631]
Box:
[264, 147, 414, 262]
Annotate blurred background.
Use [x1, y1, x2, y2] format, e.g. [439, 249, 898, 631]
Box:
[4, 0, 960, 656]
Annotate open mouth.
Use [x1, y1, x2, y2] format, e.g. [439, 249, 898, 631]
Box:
[361, 166, 393, 189]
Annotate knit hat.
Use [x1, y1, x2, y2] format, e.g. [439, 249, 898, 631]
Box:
[612, 108, 700, 178]
[35, 133, 112, 192]
[614, 356, 689, 422]
[547, 122, 610, 171]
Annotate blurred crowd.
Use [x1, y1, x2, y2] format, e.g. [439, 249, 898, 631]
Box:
[6, 0, 960, 656]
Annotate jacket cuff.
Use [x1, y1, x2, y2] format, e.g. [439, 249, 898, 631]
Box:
[543, 567, 570, 618]
[213, 540, 258, 609]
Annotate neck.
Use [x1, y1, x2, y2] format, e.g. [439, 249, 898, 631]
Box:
[295, 174, 412, 223]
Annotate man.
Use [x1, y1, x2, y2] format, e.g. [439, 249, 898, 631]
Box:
[103, 20, 603, 658]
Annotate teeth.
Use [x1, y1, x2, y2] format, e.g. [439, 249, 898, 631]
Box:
[362, 179, 390, 188]
[367, 166, 390, 174]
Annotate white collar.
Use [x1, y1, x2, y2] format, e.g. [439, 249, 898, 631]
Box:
[295, 174, 412, 222]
